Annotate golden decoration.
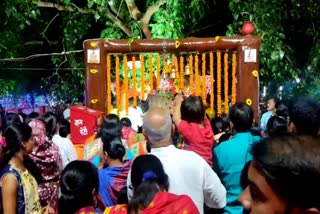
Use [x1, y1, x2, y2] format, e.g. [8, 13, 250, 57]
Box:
[215, 36, 220, 42]
[90, 42, 97, 48]
[90, 99, 98, 104]
[175, 41, 181, 48]
[89, 69, 98, 74]
[246, 98, 252, 106]
[252, 70, 258, 77]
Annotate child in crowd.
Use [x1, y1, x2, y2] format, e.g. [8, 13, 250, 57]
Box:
[172, 94, 214, 166]
[210, 114, 231, 145]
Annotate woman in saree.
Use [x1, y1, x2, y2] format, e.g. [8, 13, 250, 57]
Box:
[104, 154, 199, 214]
[27, 114, 62, 212]
[98, 137, 132, 207]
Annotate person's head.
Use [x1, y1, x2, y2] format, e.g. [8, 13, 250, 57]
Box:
[229, 102, 253, 133]
[43, 112, 57, 140]
[147, 94, 171, 111]
[210, 115, 230, 135]
[78, 95, 84, 106]
[121, 117, 132, 127]
[28, 119, 47, 149]
[181, 96, 205, 123]
[288, 96, 320, 136]
[142, 107, 173, 148]
[2, 112, 22, 131]
[59, 161, 99, 214]
[65, 100, 72, 108]
[97, 114, 122, 140]
[129, 154, 169, 214]
[2, 123, 42, 183]
[59, 119, 71, 138]
[275, 101, 289, 119]
[239, 134, 320, 214]
[267, 97, 280, 112]
[26, 112, 45, 124]
[3, 123, 34, 163]
[102, 137, 126, 165]
[266, 116, 288, 137]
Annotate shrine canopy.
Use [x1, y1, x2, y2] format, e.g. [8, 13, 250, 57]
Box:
[83, 36, 261, 122]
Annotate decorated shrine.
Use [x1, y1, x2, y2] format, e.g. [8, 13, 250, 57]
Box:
[83, 36, 261, 121]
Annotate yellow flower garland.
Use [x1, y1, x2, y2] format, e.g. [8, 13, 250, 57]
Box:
[149, 55, 153, 91]
[179, 56, 184, 92]
[107, 55, 112, 114]
[189, 55, 194, 95]
[123, 55, 129, 115]
[224, 53, 229, 114]
[132, 56, 137, 107]
[195, 55, 200, 96]
[210, 52, 214, 109]
[140, 55, 145, 101]
[217, 52, 222, 116]
[202, 53, 207, 105]
[115, 56, 120, 116]
[156, 55, 161, 90]
[232, 53, 237, 104]
[173, 55, 180, 81]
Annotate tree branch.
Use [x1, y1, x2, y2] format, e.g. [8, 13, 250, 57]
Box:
[35, 1, 93, 14]
[125, 0, 143, 20]
[24, 41, 59, 45]
[103, 7, 133, 37]
[0, 50, 83, 62]
[140, 0, 166, 39]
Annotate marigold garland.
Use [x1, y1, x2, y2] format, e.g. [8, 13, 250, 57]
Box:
[173, 55, 180, 81]
[156, 55, 161, 90]
[217, 52, 222, 116]
[149, 55, 153, 91]
[224, 53, 229, 114]
[115, 56, 120, 116]
[107, 55, 112, 114]
[189, 55, 194, 95]
[123, 55, 129, 115]
[202, 53, 207, 105]
[209, 52, 214, 110]
[132, 56, 137, 107]
[232, 53, 237, 104]
[179, 56, 184, 92]
[195, 55, 200, 96]
[140, 55, 145, 101]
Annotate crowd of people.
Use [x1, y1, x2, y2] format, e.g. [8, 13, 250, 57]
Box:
[0, 94, 319, 214]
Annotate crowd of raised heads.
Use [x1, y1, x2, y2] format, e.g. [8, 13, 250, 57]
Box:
[0, 94, 319, 214]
